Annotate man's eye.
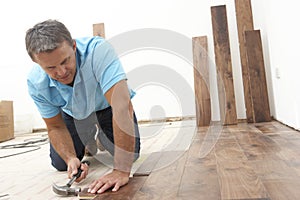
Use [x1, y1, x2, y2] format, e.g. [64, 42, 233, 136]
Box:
[65, 57, 71, 64]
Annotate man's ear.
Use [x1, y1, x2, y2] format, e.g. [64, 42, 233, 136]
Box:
[72, 40, 76, 51]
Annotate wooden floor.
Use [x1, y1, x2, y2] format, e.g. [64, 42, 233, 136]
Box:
[1, 120, 300, 200]
[80, 120, 300, 200]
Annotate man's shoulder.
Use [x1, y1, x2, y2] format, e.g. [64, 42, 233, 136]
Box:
[75, 36, 105, 52]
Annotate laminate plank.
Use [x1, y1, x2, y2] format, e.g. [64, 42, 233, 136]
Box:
[178, 139, 221, 200]
[234, 129, 281, 160]
[244, 30, 271, 122]
[234, 0, 255, 123]
[262, 180, 300, 200]
[249, 159, 298, 181]
[253, 122, 300, 177]
[211, 5, 237, 125]
[132, 151, 188, 200]
[133, 152, 162, 176]
[255, 123, 290, 133]
[192, 36, 211, 127]
[215, 136, 269, 199]
[234, 124, 299, 180]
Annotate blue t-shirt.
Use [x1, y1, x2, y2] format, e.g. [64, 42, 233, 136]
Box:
[27, 36, 135, 120]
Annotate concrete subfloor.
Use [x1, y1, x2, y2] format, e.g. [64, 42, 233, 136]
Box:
[0, 120, 196, 200]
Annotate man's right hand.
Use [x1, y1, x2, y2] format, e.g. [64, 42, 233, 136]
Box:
[67, 157, 89, 182]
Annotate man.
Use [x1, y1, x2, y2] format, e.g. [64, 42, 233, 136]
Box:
[25, 19, 140, 194]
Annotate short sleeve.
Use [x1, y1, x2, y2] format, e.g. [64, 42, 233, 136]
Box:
[91, 40, 127, 94]
[27, 80, 60, 118]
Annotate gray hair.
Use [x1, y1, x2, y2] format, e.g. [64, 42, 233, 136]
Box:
[25, 19, 73, 60]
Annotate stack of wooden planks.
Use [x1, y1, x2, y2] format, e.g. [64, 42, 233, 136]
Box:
[193, 0, 271, 126]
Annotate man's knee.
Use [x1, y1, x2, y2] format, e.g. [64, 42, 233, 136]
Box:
[51, 159, 67, 171]
[49, 144, 68, 171]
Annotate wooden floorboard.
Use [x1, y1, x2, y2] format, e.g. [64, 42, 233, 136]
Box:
[133, 152, 162, 176]
[6, 120, 299, 199]
[76, 121, 300, 199]
[132, 151, 188, 200]
[127, 121, 300, 199]
[178, 139, 221, 200]
[77, 121, 300, 199]
[215, 138, 269, 199]
[262, 179, 300, 200]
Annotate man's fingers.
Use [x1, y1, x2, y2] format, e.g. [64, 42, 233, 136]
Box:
[80, 163, 89, 178]
[112, 182, 120, 192]
[88, 171, 129, 194]
[67, 158, 81, 178]
[76, 163, 89, 182]
[67, 166, 78, 179]
[97, 182, 114, 194]
[88, 180, 104, 193]
[88, 180, 98, 192]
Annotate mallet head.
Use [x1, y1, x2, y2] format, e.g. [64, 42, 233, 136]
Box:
[52, 183, 81, 196]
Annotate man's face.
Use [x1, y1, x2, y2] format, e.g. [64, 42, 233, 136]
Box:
[33, 40, 77, 85]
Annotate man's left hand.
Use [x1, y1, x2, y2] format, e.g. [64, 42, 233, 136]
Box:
[88, 169, 130, 194]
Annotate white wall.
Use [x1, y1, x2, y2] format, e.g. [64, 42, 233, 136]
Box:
[252, 0, 300, 130]
[0, 0, 299, 131]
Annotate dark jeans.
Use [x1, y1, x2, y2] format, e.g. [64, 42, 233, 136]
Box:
[50, 107, 141, 171]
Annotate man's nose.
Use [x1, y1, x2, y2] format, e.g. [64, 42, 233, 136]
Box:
[56, 65, 67, 76]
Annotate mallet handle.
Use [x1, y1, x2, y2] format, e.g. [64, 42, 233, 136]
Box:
[66, 160, 90, 187]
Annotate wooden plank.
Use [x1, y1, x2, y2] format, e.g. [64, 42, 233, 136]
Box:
[132, 151, 188, 199]
[133, 152, 162, 176]
[244, 30, 271, 122]
[233, 124, 297, 180]
[211, 5, 237, 125]
[178, 139, 221, 199]
[192, 36, 211, 127]
[233, 126, 281, 161]
[263, 180, 300, 200]
[251, 123, 300, 179]
[215, 135, 269, 199]
[93, 23, 105, 38]
[235, 0, 255, 123]
[78, 176, 147, 200]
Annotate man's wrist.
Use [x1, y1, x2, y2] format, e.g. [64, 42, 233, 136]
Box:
[66, 156, 79, 165]
[112, 169, 130, 176]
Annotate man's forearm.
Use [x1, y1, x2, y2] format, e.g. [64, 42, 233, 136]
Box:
[112, 118, 135, 173]
[48, 128, 77, 163]
[104, 80, 137, 174]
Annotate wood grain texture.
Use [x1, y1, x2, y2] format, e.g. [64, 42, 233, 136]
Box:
[132, 151, 188, 200]
[263, 180, 300, 200]
[211, 5, 237, 125]
[244, 30, 271, 123]
[192, 36, 211, 127]
[133, 152, 162, 176]
[234, 0, 255, 123]
[215, 134, 269, 199]
[93, 23, 105, 38]
[234, 126, 281, 160]
[178, 139, 221, 199]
